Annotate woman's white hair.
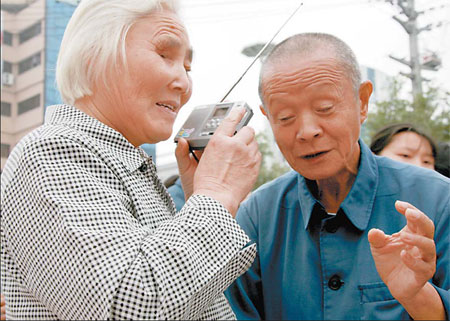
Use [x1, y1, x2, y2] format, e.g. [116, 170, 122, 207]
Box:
[56, 0, 179, 105]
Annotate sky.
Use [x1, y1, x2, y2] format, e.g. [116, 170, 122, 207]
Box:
[156, 0, 450, 166]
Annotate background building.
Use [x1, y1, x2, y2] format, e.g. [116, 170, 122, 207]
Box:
[1, 0, 156, 170]
[360, 65, 392, 104]
[1, 0, 48, 169]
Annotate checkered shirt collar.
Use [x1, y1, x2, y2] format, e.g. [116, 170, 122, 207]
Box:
[45, 104, 150, 172]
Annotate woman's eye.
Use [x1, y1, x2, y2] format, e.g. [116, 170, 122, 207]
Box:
[400, 154, 410, 158]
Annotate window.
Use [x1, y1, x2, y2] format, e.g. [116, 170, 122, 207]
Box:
[1, 144, 10, 158]
[18, 94, 40, 115]
[18, 52, 41, 74]
[3, 61, 13, 73]
[3, 31, 13, 46]
[1, 102, 12, 116]
[19, 21, 41, 44]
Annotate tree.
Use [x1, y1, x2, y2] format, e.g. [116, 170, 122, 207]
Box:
[254, 131, 290, 190]
[363, 78, 450, 144]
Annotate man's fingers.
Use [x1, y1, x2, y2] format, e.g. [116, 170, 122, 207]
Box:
[395, 200, 413, 215]
[395, 201, 434, 238]
[395, 201, 416, 234]
[404, 208, 435, 239]
[400, 249, 435, 277]
[368, 228, 388, 248]
[400, 232, 436, 262]
[214, 106, 246, 137]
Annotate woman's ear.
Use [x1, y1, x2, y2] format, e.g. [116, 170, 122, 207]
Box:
[260, 104, 268, 117]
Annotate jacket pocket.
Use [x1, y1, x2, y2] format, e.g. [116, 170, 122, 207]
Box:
[358, 282, 410, 320]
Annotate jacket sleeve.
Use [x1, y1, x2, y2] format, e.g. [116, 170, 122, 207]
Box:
[224, 202, 265, 320]
[1, 136, 256, 320]
[432, 194, 450, 320]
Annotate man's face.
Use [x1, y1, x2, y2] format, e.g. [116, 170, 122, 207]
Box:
[260, 51, 371, 181]
[93, 8, 193, 146]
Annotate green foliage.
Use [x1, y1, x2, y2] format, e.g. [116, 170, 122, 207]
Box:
[254, 131, 290, 190]
[363, 78, 450, 144]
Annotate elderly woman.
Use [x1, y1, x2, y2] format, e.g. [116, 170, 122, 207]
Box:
[0, 0, 261, 320]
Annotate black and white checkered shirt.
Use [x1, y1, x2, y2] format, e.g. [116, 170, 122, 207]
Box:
[1, 104, 256, 320]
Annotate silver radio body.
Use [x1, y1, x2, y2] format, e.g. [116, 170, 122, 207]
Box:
[174, 101, 253, 150]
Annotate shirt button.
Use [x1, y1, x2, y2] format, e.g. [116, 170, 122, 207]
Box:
[325, 219, 339, 233]
[328, 275, 344, 290]
[139, 163, 148, 173]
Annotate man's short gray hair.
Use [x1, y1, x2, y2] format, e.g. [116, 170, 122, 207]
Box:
[56, 0, 179, 105]
[258, 33, 361, 108]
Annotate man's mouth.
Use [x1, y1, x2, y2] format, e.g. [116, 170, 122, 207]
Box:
[156, 102, 176, 111]
[302, 151, 328, 159]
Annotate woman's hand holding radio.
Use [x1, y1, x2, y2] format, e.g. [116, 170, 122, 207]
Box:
[176, 106, 261, 217]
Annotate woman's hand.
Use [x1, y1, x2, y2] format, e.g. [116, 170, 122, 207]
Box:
[1, 294, 6, 320]
[175, 138, 202, 202]
[176, 107, 261, 216]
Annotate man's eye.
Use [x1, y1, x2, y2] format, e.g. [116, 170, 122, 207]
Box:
[317, 106, 333, 112]
[279, 116, 293, 122]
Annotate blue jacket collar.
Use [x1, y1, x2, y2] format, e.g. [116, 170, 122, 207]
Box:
[298, 140, 379, 230]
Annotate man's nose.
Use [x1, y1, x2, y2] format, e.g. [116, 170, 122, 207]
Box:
[296, 115, 322, 141]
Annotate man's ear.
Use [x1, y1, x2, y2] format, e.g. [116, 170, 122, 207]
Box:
[359, 81, 373, 123]
[260, 104, 268, 118]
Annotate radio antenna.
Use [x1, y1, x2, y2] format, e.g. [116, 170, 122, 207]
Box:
[220, 2, 304, 103]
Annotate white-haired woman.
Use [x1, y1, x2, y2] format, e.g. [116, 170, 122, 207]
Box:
[0, 0, 261, 319]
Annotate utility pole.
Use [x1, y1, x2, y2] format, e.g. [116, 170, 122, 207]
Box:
[387, 0, 441, 99]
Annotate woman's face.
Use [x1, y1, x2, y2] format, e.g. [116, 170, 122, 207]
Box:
[91, 8, 192, 146]
[379, 131, 435, 170]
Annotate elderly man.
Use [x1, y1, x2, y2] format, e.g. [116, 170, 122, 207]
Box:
[224, 33, 449, 320]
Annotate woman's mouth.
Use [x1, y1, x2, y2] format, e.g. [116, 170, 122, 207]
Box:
[156, 102, 176, 112]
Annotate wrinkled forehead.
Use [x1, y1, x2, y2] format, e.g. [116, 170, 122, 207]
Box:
[261, 56, 348, 96]
[130, 9, 192, 58]
[263, 53, 345, 81]
[136, 8, 188, 39]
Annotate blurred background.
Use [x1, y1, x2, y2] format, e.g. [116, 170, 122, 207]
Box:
[1, 0, 449, 185]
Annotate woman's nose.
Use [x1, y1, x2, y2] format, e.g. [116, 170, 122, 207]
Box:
[170, 65, 190, 95]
